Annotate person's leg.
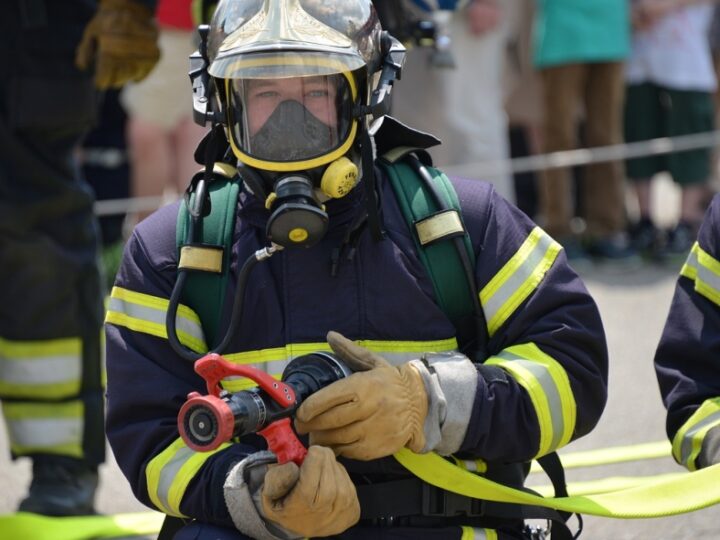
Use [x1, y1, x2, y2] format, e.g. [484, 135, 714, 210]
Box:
[122, 28, 196, 223]
[0, 1, 104, 516]
[126, 117, 172, 223]
[633, 180, 653, 220]
[538, 63, 586, 242]
[582, 62, 627, 239]
[680, 184, 708, 226]
[666, 89, 715, 255]
[170, 117, 208, 194]
[624, 83, 665, 255]
[439, 6, 514, 202]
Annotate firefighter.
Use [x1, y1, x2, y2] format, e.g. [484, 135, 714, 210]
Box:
[104, 0, 608, 538]
[655, 193, 720, 472]
[0, 0, 159, 516]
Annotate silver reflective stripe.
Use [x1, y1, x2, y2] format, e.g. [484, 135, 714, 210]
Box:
[0, 353, 80, 386]
[685, 245, 699, 271]
[483, 232, 555, 328]
[223, 349, 456, 374]
[108, 296, 204, 344]
[157, 446, 195, 514]
[6, 417, 82, 449]
[224, 358, 290, 376]
[680, 410, 720, 467]
[498, 351, 565, 451]
[691, 251, 720, 298]
[470, 528, 488, 539]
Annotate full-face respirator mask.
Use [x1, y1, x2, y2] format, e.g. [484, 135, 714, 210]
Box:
[224, 72, 361, 248]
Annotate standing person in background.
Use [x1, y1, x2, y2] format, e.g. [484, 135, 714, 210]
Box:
[626, 0, 718, 261]
[534, 0, 632, 261]
[504, 0, 544, 220]
[0, 0, 158, 516]
[122, 0, 208, 224]
[391, 0, 516, 204]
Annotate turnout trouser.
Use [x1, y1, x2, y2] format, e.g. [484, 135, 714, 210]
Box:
[0, 0, 105, 466]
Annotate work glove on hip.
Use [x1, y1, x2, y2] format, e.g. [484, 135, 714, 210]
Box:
[75, 0, 160, 89]
[294, 331, 429, 460]
[224, 446, 359, 539]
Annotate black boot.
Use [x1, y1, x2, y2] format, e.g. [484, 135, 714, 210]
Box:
[18, 456, 98, 516]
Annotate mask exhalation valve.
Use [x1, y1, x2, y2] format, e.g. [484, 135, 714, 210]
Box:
[265, 176, 329, 248]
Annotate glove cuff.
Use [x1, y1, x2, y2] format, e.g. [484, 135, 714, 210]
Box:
[411, 352, 477, 455]
[697, 424, 720, 469]
[223, 452, 301, 540]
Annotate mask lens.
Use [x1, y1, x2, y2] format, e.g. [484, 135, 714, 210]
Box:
[229, 74, 353, 164]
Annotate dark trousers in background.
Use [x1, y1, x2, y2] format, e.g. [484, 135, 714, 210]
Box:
[539, 62, 627, 239]
[0, 0, 105, 467]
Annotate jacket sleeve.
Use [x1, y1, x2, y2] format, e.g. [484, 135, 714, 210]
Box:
[655, 194, 720, 471]
[455, 183, 608, 463]
[104, 206, 256, 526]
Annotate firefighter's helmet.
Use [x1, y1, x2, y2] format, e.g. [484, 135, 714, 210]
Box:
[205, 0, 384, 173]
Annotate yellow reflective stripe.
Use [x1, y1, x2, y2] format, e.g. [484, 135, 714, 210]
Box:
[223, 339, 458, 367]
[672, 397, 720, 471]
[0, 337, 82, 399]
[0, 380, 80, 400]
[0, 336, 81, 357]
[679, 242, 699, 281]
[480, 227, 562, 337]
[452, 455, 487, 474]
[219, 337, 459, 391]
[146, 437, 232, 517]
[680, 242, 720, 307]
[2, 400, 84, 458]
[105, 286, 208, 354]
[485, 343, 576, 457]
[460, 526, 497, 540]
[397, 447, 720, 518]
[0, 511, 165, 540]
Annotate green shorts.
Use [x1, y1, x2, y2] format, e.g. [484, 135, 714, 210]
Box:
[624, 83, 714, 185]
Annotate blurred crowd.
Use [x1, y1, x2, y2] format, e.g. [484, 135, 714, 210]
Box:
[81, 0, 720, 274]
[386, 0, 720, 265]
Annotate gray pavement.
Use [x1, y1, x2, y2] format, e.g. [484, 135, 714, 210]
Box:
[1, 259, 718, 539]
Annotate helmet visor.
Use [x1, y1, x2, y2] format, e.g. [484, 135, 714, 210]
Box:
[226, 69, 356, 169]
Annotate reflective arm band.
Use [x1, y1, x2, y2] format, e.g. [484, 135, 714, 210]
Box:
[105, 286, 208, 354]
[480, 227, 562, 337]
[680, 242, 720, 306]
[145, 437, 233, 517]
[485, 342, 576, 457]
[672, 397, 720, 471]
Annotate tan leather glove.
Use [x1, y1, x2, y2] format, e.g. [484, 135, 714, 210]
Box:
[295, 331, 429, 460]
[75, 0, 160, 89]
[261, 446, 360, 537]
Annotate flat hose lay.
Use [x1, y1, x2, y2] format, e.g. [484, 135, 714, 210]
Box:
[395, 449, 720, 519]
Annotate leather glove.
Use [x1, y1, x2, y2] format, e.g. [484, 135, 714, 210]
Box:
[261, 446, 360, 537]
[295, 331, 429, 460]
[75, 0, 160, 89]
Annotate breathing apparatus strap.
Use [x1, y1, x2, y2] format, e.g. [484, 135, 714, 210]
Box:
[175, 163, 241, 348]
[378, 149, 487, 356]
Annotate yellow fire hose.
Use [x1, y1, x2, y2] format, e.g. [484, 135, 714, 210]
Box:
[0, 440, 716, 539]
[395, 448, 720, 518]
